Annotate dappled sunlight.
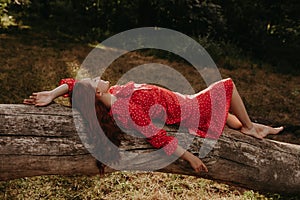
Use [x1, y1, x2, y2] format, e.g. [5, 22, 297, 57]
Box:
[0, 30, 299, 199]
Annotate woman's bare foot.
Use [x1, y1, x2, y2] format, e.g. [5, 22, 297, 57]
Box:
[241, 124, 263, 139]
[240, 123, 284, 139]
[253, 123, 284, 138]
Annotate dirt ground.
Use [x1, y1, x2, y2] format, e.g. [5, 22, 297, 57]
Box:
[1, 30, 300, 199]
[1, 31, 299, 144]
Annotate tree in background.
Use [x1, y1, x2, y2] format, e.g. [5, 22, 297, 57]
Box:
[1, 0, 299, 71]
[0, 0, 17, 28]
[220, 0, 299, 70]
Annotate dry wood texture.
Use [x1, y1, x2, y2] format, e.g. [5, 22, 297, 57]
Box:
[0, 104, 299, 195]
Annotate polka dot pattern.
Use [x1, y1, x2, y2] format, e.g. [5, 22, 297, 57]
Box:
[59, 78, 77, 97]
[110, 78, 233, 155]
[59, 78, 234, 156]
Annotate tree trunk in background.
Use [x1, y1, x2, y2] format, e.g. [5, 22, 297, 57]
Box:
[0, 104, 299, 195]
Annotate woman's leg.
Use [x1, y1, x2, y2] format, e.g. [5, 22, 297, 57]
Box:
[226, 113, 242, 129]
[228, 81, 283, 138]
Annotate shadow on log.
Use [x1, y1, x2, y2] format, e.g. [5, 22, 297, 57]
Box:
[0, 104, 299, 195]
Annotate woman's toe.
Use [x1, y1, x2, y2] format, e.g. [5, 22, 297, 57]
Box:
[272, 126, 284, 134]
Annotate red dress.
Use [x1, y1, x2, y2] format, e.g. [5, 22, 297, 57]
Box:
[60, 78, 233, 156]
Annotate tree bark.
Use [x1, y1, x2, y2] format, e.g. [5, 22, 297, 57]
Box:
[0, 104, 299, 195]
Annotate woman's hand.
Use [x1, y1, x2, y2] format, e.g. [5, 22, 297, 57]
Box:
[174, 146, 208, 173]
[23, 84, 69, 106]
[23, 91, 54, 106]
[185, 152, 208, 173]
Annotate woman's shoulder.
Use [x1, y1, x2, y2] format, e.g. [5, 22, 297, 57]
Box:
[109, 81, 136, 97]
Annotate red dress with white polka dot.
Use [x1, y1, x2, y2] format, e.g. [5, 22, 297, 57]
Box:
[109, 78, 233, 155]
[59, 78, 233, 156]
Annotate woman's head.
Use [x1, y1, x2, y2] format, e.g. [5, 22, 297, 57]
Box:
[72, 80, 122, 173]
[80, 77, 110, 99]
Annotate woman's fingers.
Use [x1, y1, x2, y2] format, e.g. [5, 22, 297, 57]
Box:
[192, 160, 208, 173]
[23, 98, 35, 105]
[202, 163, 208, 172]
[35, 99, 49, 106]
[23, 93, 38, 105]
[24, 92, 52, 107]
[24, 98, 44, 106]
[196, 164, 208, 173]
[23, 99, 30, 104]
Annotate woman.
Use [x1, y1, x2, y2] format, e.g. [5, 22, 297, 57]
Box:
[23, 77, 283, 173]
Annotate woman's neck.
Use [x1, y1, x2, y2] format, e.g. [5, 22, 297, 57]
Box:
[99, 93, 116, 108]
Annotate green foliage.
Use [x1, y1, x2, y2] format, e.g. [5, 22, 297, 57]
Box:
[0, 0, 30, 29]
[0, 0, 15, 28]
[219, 0, 300, 71]
[1, 0, 299, 72]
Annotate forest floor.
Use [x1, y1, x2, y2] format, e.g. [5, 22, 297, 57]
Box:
[0, 29, 299, 199]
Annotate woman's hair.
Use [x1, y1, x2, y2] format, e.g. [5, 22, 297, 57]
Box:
[72, 81, 123, 174]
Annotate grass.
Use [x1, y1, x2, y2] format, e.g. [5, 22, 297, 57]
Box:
[0, 29, 299, 199]
[1, 172, 272, 200]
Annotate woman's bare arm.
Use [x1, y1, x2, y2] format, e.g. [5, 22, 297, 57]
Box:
[23, 84, 69, 106]
[174, 145, 208, 173]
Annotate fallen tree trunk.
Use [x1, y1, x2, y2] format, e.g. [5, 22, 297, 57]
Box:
[0, 104, 299, 195]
